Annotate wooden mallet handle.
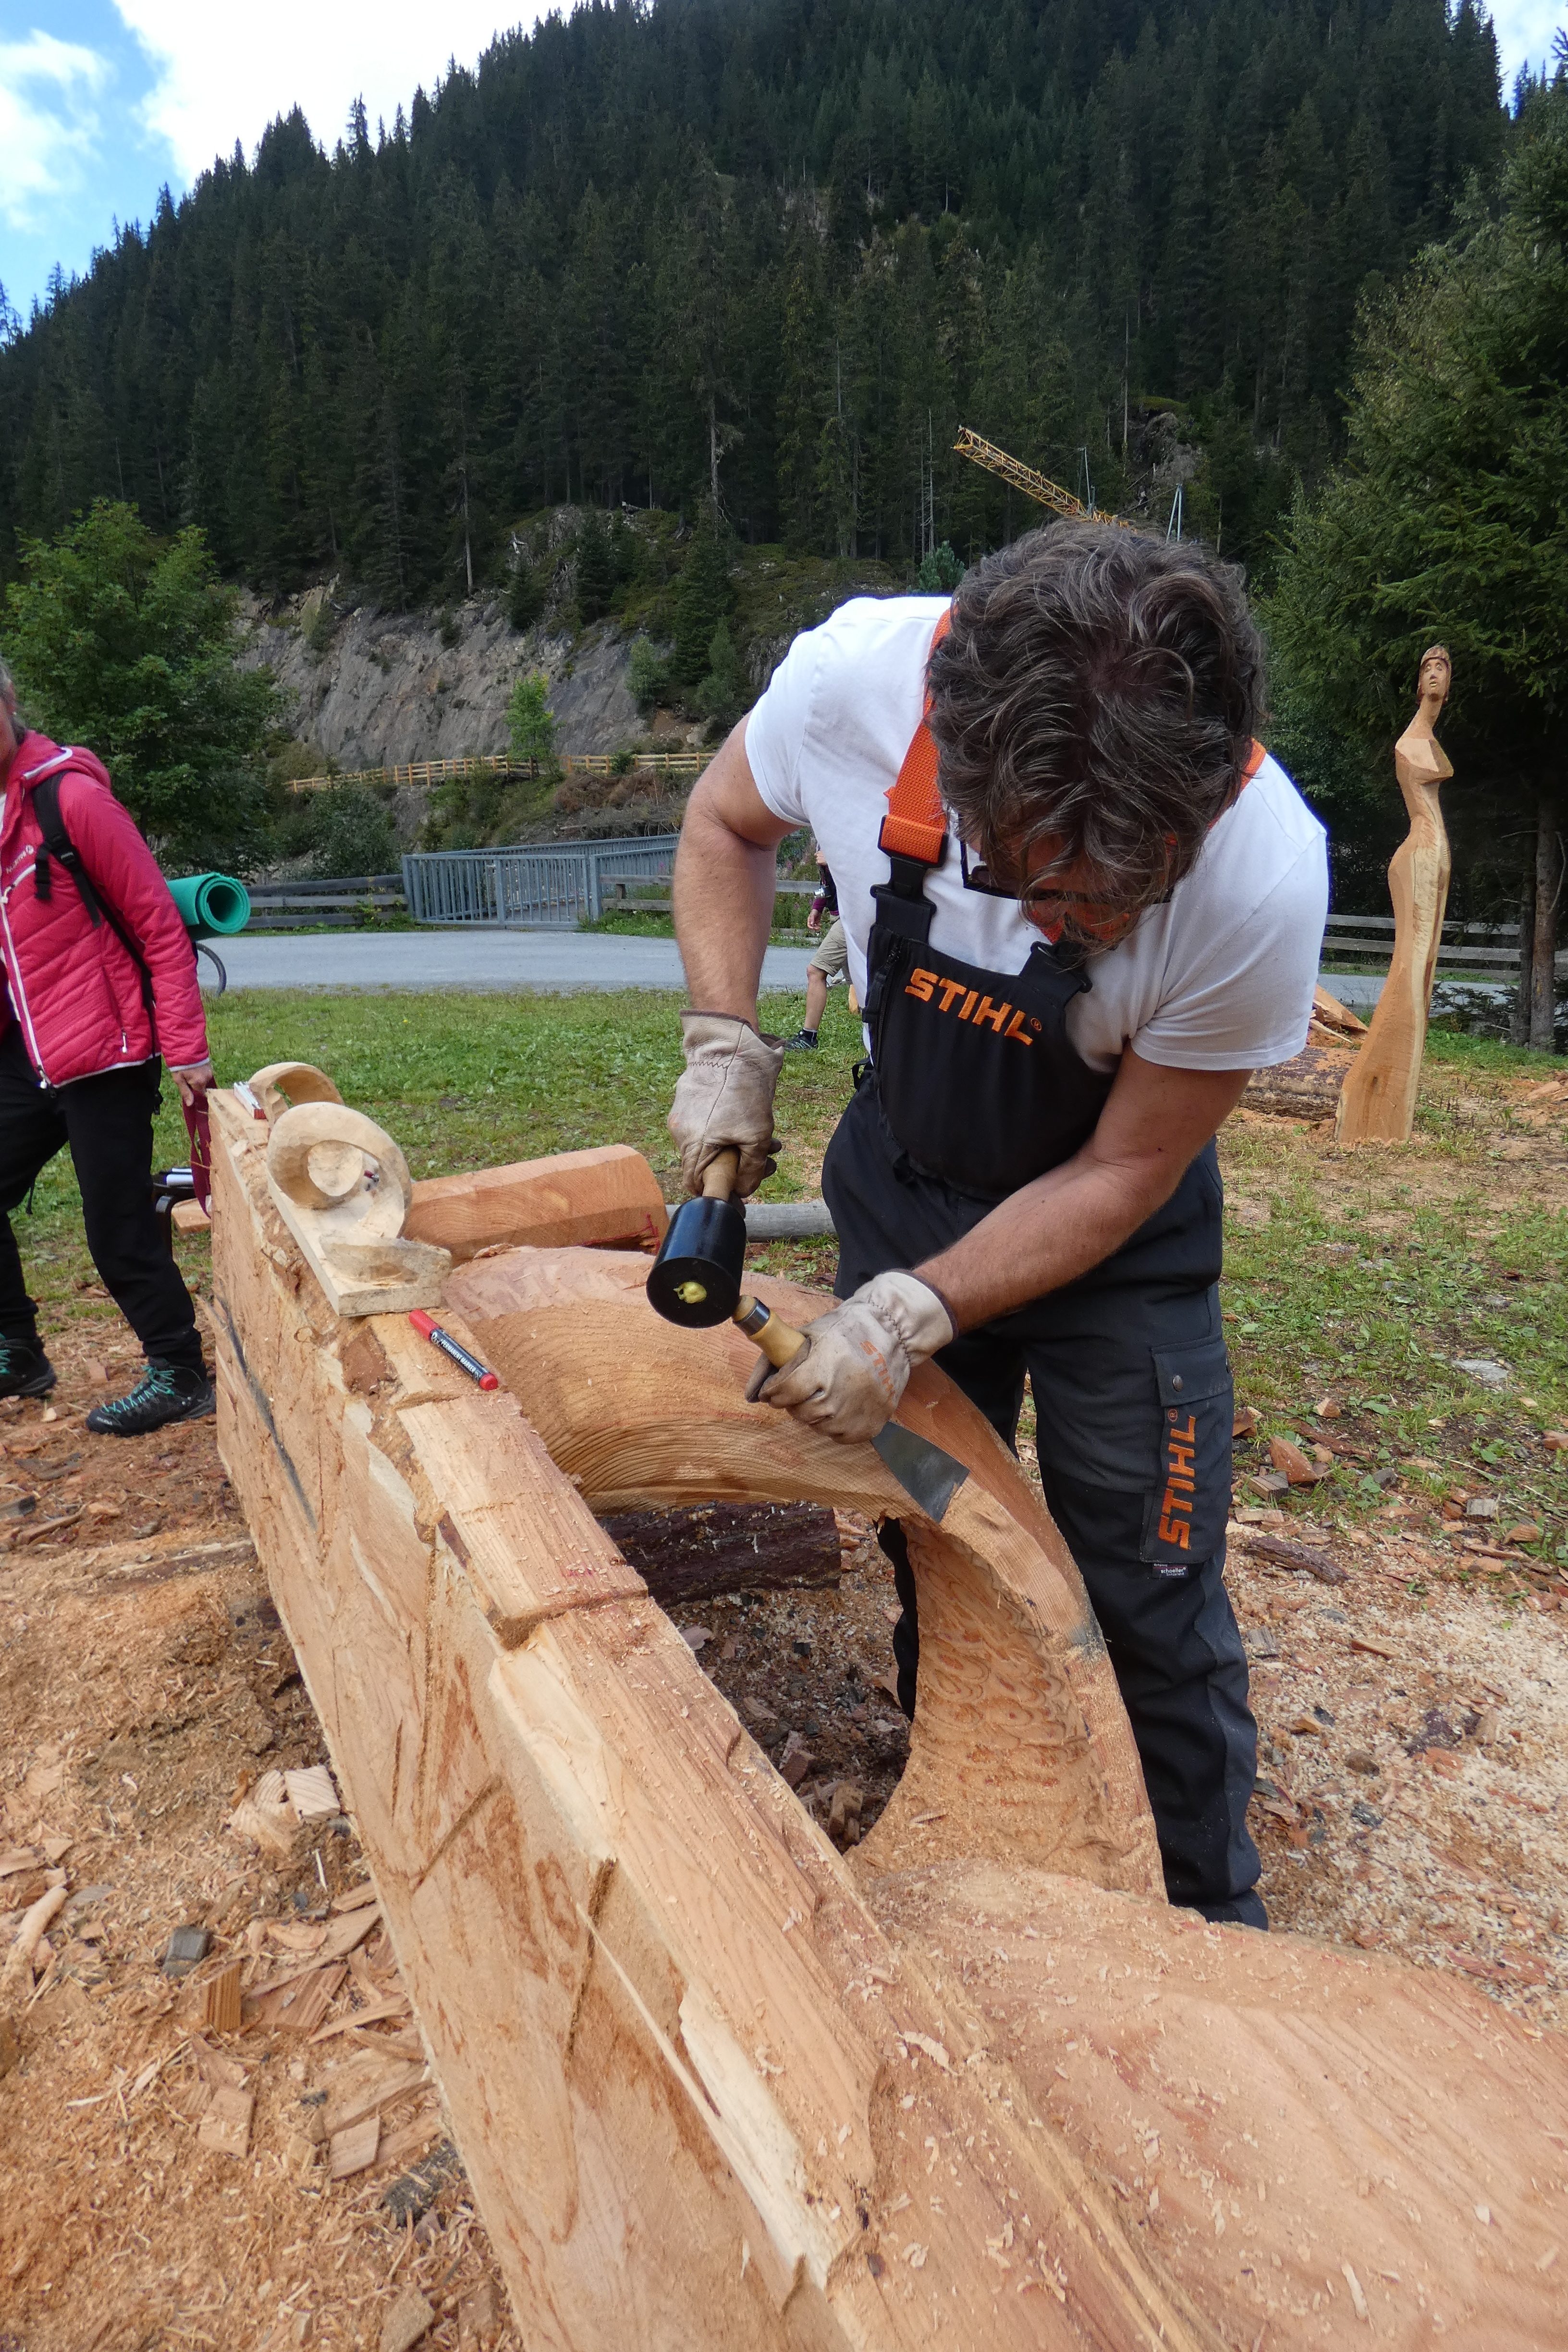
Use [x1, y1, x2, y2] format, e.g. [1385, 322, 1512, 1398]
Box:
[702, 1148, 741, 1201]
[734, 1292, 808, 1368]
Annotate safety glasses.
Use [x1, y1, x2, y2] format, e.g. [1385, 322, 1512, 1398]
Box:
[958, 836, 1158, 944]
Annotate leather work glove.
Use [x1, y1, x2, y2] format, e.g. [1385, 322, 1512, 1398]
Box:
[669, 1012, 785, 1198]
[746, 1272, 956, 1444]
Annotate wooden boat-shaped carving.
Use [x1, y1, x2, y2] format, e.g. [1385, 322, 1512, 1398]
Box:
[210, 1086, 1568, 2351]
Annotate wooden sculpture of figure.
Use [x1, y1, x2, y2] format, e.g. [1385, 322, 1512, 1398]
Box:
[1335, 644, 1453, 1145]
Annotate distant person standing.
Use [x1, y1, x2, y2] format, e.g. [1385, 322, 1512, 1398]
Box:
[0, 657, 216, 1434]
[784, 849, 849, 1050]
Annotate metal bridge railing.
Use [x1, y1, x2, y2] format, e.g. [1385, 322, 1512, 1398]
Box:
[401, 836, 681, 928]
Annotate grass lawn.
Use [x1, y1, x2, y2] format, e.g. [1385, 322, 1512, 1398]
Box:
[15, 989, 1568, 1581]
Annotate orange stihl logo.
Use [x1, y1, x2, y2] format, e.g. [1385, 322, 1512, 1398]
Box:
[1158, 1411, 1197, 1549]
[904, 968, 1041, 1043]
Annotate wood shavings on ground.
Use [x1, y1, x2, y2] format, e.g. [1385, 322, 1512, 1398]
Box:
[0, 1345, 520, 2350]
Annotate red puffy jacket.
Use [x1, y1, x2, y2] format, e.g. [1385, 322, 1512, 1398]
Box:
[0, 732, 209, 1088]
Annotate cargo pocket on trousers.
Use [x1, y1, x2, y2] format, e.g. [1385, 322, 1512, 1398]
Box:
[1140, 1337, 1234, 1572]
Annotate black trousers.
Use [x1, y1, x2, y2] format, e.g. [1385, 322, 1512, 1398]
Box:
[824, 1081, 1264, 1928]
[0, 1026, 204, 1373]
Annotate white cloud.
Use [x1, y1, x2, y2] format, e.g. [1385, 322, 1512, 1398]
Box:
[0, 32, 112, 230]
[112, 2, 549, 182]
[1489, 0, 1567, 86]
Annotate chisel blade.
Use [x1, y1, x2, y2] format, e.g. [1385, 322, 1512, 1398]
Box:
[870, 1420, 969, 1524]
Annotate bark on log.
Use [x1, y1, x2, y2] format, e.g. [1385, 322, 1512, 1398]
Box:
[1239, 1039, 1354, 1120]
[597, 1501, 841, 1603]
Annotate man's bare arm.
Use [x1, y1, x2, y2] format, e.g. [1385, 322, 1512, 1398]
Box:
[917, 1051, 1252, 1329]
[673, 719, 793, 1023]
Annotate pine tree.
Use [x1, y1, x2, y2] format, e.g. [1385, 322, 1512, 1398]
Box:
[575, 508, 616, 621]
[671, 511, 733, 686]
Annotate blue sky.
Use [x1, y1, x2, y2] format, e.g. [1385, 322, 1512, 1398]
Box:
[0, 1, 552, 322]
[2, 0, 1565, 326]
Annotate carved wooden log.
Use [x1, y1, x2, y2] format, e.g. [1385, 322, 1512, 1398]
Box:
[211, 1095, 1568, 2352]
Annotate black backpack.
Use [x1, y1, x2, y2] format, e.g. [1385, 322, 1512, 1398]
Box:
[31, 770, 156, 1012]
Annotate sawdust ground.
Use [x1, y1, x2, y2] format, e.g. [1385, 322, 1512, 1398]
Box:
[3, 1077, 1568, 2350]
[0, 1326, 521, 2352]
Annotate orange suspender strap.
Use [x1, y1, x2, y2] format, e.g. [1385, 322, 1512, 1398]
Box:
[878, 609, 952, 868]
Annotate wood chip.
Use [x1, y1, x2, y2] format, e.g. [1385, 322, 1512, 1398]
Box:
[284, 1764, 339, 1820]
[189, 2031, 248, 2092]
[457, 2281, 501, 2347]
[0, 1880, 68, 1993]
[196, 2084, 253, 2157]
[309, 1993, 411, 2044]
[1350, 1634, 1401, 1659]
[379, 2284, 436, 2352]
[267, 1919, 329, 1955]
[1231, 1530, 1348, 1585]
[1268, 1436, 1327, 1486]
[325, 2055, 428, 2136]
[328, 2112, 380, 2179]
[374, 2097, 446, 2175]
[331, 1878, 380, 1913]
[200, 1958, 243, 2035]
[246, 1961, 347, 2034]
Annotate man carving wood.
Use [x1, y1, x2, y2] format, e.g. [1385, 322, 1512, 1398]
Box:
[1335, 644, 1454, 1145]
[668, 525, 1328, 1929]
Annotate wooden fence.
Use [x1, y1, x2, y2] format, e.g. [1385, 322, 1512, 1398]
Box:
[1322, 911, 1566, 987]
[287, 751, 708, 794]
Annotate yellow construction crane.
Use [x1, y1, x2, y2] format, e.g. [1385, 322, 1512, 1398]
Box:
[953, 425, 1136, 529]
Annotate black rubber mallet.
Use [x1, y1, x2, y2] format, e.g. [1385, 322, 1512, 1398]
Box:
[645, 1149, 969, 1522]
[646, 1147, 749, 1327]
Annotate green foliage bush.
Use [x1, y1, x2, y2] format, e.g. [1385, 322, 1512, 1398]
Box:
[279, 782, 400, 878]
[506, 670, 558, 764]
[914, 542, 965, 593]
[694, 618, 746, 729]
[627, 635, 671, 710]
[2, 501, 278, 871]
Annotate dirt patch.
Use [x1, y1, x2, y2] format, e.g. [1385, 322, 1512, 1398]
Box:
[0, 1350, 520, 2352]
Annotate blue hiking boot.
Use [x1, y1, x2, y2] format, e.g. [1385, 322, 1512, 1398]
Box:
[86, 1361, 215, 1438]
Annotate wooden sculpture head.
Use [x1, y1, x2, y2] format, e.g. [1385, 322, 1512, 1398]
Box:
[1416, 642, 1451, 726]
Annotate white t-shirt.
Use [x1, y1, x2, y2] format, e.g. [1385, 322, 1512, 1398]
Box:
[745, 595, 1328, 1073]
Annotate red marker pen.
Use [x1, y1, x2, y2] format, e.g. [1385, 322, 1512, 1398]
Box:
[408, 1310, 499, 1389]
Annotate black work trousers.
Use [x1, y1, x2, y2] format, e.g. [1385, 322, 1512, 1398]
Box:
[0, 1026, 204, 1373]
[824, 1082, 1264, 1928]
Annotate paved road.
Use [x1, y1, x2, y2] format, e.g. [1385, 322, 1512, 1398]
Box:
[1320, 970, 1512, 1013]
[204, 930, 816, 993]
[205, 932, 1509, 1015]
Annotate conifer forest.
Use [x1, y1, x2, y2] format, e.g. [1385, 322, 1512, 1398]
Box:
[0, 0, 1510, 603]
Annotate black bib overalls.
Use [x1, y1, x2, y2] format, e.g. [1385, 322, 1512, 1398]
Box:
[821, 848, 1264, 1928]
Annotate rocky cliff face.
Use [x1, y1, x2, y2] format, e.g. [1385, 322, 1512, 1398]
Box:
[240, 587, 649, 770]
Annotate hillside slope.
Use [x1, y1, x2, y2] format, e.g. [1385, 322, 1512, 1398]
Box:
[244, 592, 643, 770]
[0, 0, 1505, 604]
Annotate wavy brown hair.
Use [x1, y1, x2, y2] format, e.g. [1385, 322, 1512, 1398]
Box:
[927, 523, 1265, 937]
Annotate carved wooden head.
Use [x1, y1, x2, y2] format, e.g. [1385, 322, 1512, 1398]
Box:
[1418, 643, 1452, 711]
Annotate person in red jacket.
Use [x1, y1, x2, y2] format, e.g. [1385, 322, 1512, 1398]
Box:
[0, 659, 215, 1434]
